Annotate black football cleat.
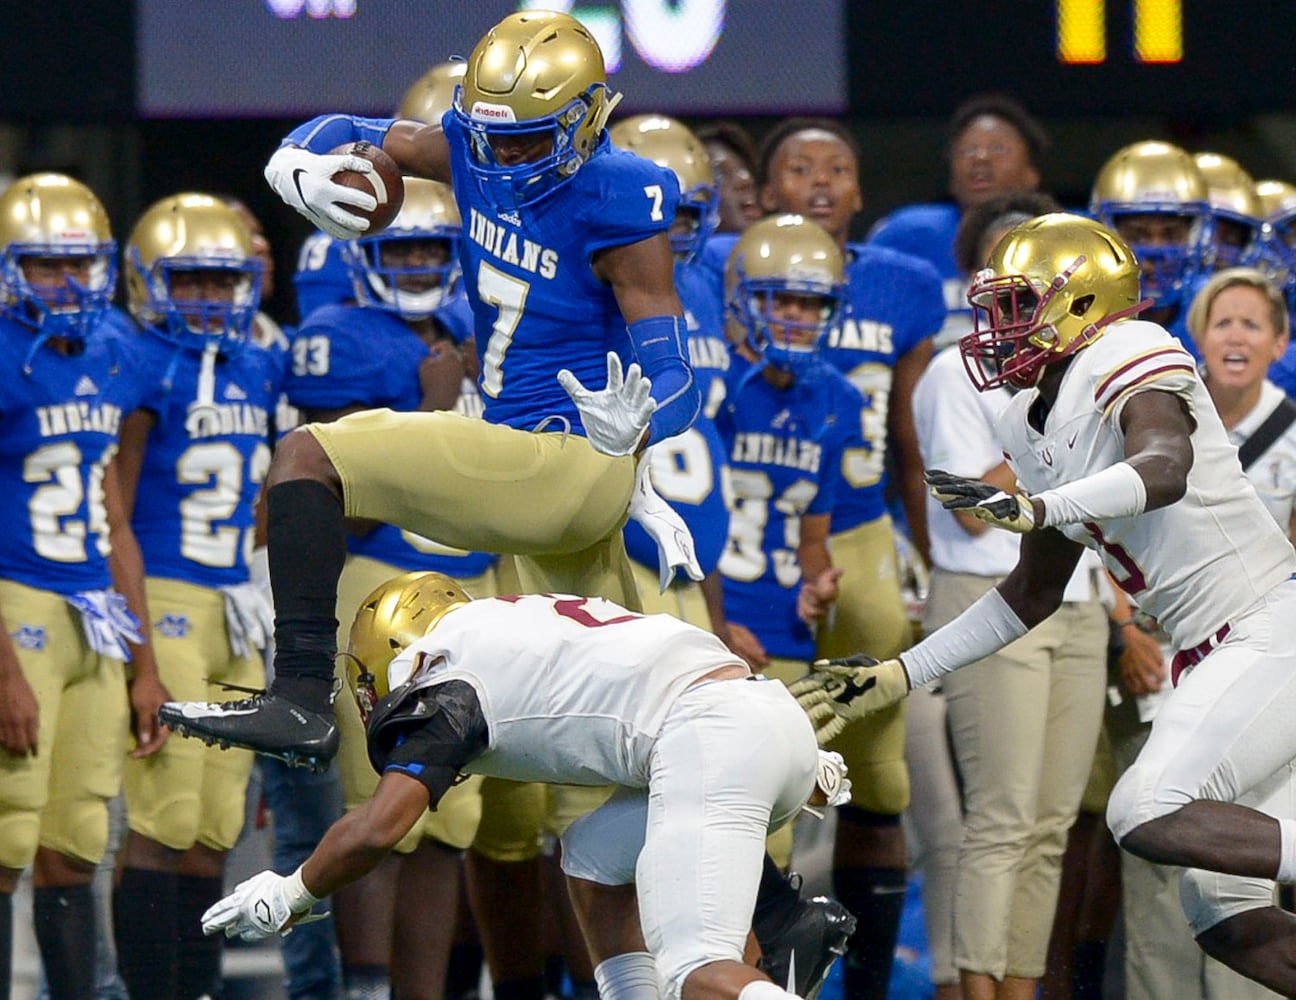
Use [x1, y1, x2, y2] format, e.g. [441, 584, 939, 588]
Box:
[760, 894, 857, 1000]
[160, 692, 339, 773]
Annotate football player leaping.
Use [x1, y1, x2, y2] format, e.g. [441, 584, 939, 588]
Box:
[161, 9, 702, 767]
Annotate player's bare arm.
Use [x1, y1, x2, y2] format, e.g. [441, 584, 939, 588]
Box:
[300, 771, 431, 899]
[890, 338, 935, 563]
[0, 608, 39, 756]
[1114, 388, 1195, 510]
[381, 119, 453, 186]
[797, 513, 843, 625]
[592, 231, 684, 322]
[582, 231, 700, 450]
[997, 526, 1085, 628]
[104, 450, 170, 757]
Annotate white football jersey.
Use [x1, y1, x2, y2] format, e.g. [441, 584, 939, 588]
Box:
[386, 594, 747, 786]
[997, 320, 1296, 649]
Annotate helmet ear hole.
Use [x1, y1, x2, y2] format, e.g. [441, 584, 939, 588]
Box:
[1070, 294, 1095, 317]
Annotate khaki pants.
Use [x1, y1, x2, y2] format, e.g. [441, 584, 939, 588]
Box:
[927, 569, 1107, 980]
[124, 578, 260, 851]
[310, 410, 640, 611]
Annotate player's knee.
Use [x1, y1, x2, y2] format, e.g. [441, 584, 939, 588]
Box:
[40, 799, 111, 866]
[0, 808, 41, 871]
[855, 762, 909, 814]
[132, 797, 203, 853]
[1179, 866, 1275, 938]
[268, 426, 340, 491]
[472, 779, 545, 862]
[1106, 763, 1190, 846]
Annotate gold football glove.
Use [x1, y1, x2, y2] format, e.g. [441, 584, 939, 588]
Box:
[925, 468, 1036, 533]
[787, 654, 911, 745]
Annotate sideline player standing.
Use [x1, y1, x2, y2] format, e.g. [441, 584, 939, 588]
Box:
[161, 10, 701, 768]
[795, 213, 1296, 996]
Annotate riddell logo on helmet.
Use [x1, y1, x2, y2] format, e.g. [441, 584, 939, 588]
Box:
[472, 102, 517, 123]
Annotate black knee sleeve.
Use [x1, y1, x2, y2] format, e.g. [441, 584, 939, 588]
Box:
[34, 884, 96, 1000]
[0, 891, 11, 1000]
[177, 874, 224, 1000]
[114, 867, 179, 1000]
[751, 852, 802, 949]
[268, 479, 347, 699]
[834, 866, 907, 1000]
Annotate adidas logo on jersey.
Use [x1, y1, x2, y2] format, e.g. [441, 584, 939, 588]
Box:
[224, 383, 248, 401]
[74, 375, 99, 396]
[498, 211, 521, 226]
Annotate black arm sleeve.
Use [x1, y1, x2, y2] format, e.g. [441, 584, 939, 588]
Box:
[372, 679, 489, 807]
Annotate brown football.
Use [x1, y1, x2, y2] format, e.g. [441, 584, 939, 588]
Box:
[327, 141, 405, 233]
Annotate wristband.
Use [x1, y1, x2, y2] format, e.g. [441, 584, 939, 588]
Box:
[626, 316, 700, 442]
[283, 867, 320, 913]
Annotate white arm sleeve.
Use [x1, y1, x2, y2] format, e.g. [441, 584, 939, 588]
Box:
[1036, 461, 1147, 528]
[902, 587, 1029, 687]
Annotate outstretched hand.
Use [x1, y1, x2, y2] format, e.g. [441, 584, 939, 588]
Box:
[788, 654, 911, 745]
[925, 469, 1037, 533]
[202, 869, 328, 941]
[558, 352, 656, 457]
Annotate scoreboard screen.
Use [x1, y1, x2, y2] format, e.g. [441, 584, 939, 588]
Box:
[136, 0, 846, 118]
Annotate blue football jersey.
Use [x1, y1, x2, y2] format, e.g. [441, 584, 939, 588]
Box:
[446, 118, 679, 434]
[623, 261, 731, 578]
[868, 203, 969, 347]
[294, 233, 352, 320]
[286, 302, 494, 578]
[715, 356, 862, 660]
[294, 233, 475, 346]
[819, 243, 943, 532]
[127, 331, 285, 587]
[695, 232, 738, 305]
[0, 315, 151, 594]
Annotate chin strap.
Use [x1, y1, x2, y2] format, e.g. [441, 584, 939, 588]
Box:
[185, 342, 222, 437]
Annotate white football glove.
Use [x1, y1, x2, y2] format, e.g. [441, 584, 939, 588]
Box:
[803, 749, 852, 818]
[627, 457, 704, 593]
[264, 145, 378, 240]
[557, 352, 657, 457]
[201, 868, 326, 941]
[925, 468, 1036, 534]
[788, 655, 911, 745]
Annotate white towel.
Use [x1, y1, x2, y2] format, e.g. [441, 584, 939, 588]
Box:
[221, 581, 274, 661]
[626, 457, 704, 594]
[64, 590, 143, 661]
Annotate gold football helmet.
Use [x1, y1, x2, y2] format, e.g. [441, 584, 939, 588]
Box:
[347, 571, 473, 723]
[0, 172, 116, 341]
[1255, 179, 1296, 298]
[610, 114, 718, 262]
[344, 178, 462, 319]
[1255, 179, 1296, 222]
[1090, 140, 1212, 308]
[126, 193, 262, 351]
[725, 214, 845, 374]
[452, 10, 620, 209]
[962, 213, 1146, 391]
[396, 60, 467, 124]
[1193, 152, 1263, 269]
